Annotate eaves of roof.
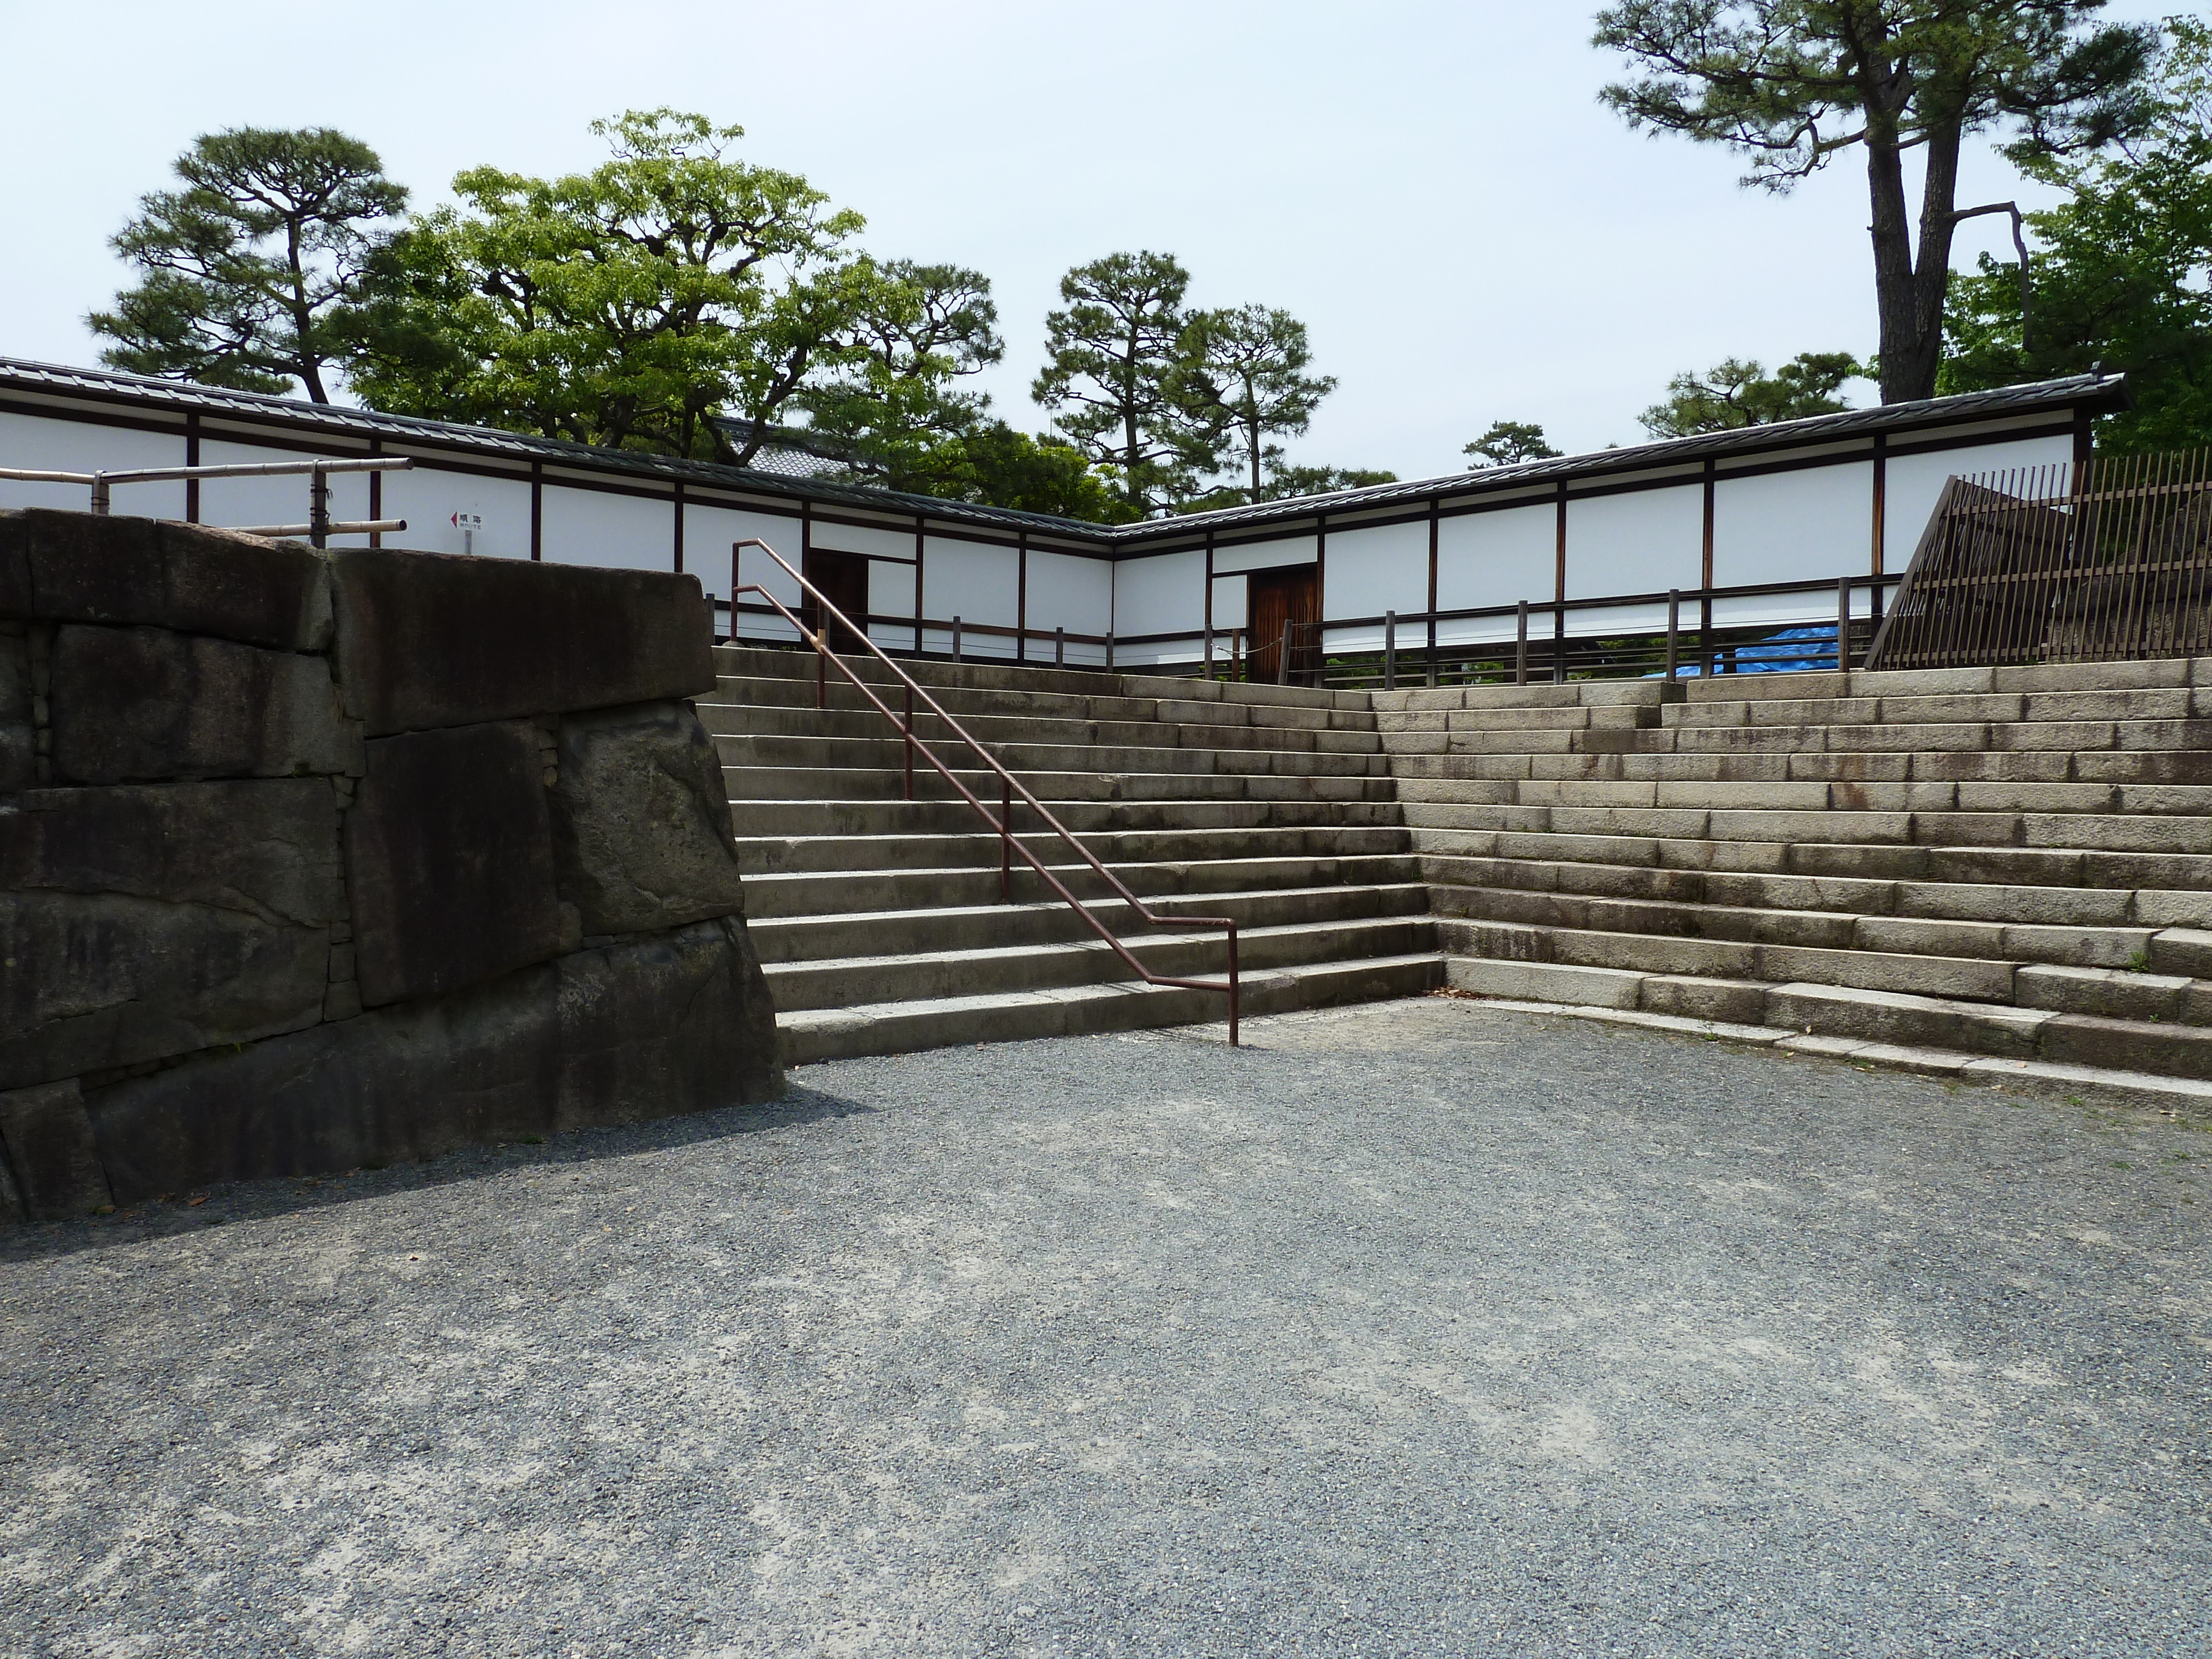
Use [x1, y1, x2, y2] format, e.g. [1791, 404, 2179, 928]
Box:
[0, 356, 2129, 550]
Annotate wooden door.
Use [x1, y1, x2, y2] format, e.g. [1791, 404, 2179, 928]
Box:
[1246, 566, 1320, 684]
[801, 547, 871, 653]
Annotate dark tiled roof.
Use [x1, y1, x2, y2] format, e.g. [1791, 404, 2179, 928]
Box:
[0, 356, 2127, 549]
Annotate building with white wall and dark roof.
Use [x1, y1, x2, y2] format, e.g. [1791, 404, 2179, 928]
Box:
[0, 357, 2127, 680]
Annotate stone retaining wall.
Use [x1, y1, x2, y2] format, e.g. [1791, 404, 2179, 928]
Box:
[0, 510, 781, 1220]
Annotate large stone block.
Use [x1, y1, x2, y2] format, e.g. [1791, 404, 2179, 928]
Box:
[0, 891, 331, 1093]
[49, 624, 360, 785]
[0, 1079, 111, 1220]
[84, 917, 784, 1202]
[347, 721, 564, 1005]
[0, 780, 342, 1090]
[330, 547, 714, 736]
[85, 966, 561, 1203]
[0, 632, 29, 796]
[0, 510, 331, 648]
[552, 701, 749, 935]
[0, 778, 345, 924]
[555, 917, 782, 1125]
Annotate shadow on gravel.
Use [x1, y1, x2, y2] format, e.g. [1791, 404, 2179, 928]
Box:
[0, 1080, 871, 1265]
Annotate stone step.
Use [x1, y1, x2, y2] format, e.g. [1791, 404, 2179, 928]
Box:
[1412, 844, 2212, 928]
[711, 731, 1392, 779]
[712, 644, 1366, 713]
[725, 795, 1410, 839]
[1411, 716, 2212, 758]
[1380, 745, 2212, 787]
[1430, 881, 2165, 974]
[750, 882, 1433, 963]
[707, 672, 1382, 734]
[1432, 993, 2212, 1114]
[699, 700, 1386, 755]
[741, 852, 1423, 921]
[722, 764, 1400, 804]
[765, 913, 1437, 1011]
[1438, 956, 2212, 1082]
[1388, 765, 2212, 816]
[734, 822, 1413, 877]
[778, 952, 1446, 1065]
[1390, 799, 2212, 854]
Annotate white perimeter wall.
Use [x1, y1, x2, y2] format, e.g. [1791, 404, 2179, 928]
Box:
[1322, 520, 1428, 651]
[1112, 548, 1205, 665]
[1024, 550, 1112, 666]
[1434, 503, 1554, 645]
[1885, 435, 2073, 567]
[0, 410, 188, 518]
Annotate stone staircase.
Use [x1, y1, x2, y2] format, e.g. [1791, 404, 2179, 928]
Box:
[1380, 659, 2212, 1104]
[700, 646, 1443, 1062]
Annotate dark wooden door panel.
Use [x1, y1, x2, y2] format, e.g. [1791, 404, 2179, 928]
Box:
[802, 548, 871, 652]
[1246, 566, 1319, 682]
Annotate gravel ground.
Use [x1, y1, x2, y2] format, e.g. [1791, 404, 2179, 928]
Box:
[4, 995, 2210, 1658]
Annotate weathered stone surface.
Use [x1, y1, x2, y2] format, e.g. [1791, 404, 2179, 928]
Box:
[330, 547, 714, 735]
[49, 624, 359, 785]
[0, 632, 30, 795]
[347, 722, 563, 1006]
[85, 917, 784, 1201]
[552, 701, 749, 935]
[0, 780, 342, 1090]
[86, 966, 560, 1203]
[0, 780, 345, 926]
[0, 1078, 113, 1219]
[0, 515, 30, 618]
[0, 510, 331, 648]
[556, 917, 782, 1126]
[0, 892, 330, 1092]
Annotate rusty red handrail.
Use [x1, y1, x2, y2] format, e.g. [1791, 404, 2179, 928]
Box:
[731, 539, 1240, 1044]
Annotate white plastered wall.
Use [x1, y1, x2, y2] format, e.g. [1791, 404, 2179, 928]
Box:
[196, 436, 372, 536]
[921, 535, 1018, 659]
[1884, 435, 2075, 568]
[1023, 549, 1113, 665]
[0, 410, 187, 518]
[1709, 461, 1874, 629]
[1434, 503, 1554, 645]
[686, 500, 803, 641]
[1322, 519, 1428, 651]
[1212, 533, 1316, 575]
[1112, 547, 1206, 665]
[380, 461, 534, 560]
[539, 482, 676, 573]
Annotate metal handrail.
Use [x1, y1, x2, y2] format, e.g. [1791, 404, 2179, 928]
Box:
[732, 538, 1241, 1044]
[0, 456, 411, 546]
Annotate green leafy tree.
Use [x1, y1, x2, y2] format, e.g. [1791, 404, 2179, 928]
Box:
[1031, 251, 1217, 514]
[1463, 420, 1563, 467]
[1594, 1, 2157, 404]
[342, 110, 932, 459]
[864, 421, 1138, 523]
[1174, 304, 1337, 502]
[1640, 352, 1870, 436]
[1178, 458, 1398, 512]
[91, 127, 407, 402]
[1943, 16, 2212, 452]
[794, 260, 1004, 472]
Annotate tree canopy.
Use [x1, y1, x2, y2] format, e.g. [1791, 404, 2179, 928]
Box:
[1943, 15, 2212, 452]
[1594, 1, 2157, 404]
[1640, 352, 1869, 436]
[91, 127, 406, 403]
[341, 111, 943, 461]
[1173, 305, 1337, 502]
[1463, 420, 1562, 468]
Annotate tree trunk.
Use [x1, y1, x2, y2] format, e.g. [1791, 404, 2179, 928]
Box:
[1865, 107, 1966, 405]
[1248, 414, 1261, 499]
[282, 218, 330, 404]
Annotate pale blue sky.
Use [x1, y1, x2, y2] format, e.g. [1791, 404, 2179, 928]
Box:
[0, 1, 2184, 477]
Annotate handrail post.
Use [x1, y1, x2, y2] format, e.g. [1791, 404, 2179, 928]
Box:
[1837, 576, 1851, 672]
[309, 465, 331, 549]
[1055, 625, 1065, 667]
[1203, 619, 1214, 681]
[902, 682, 915, 802]
[1515, 601, 1528, 686]
[952, 614, 962, 663]
[1666, 589, 1680, 681]
[1000, 775, 1013, 902]
[89, 473, 111, 517]
[1276, 620, 1291, 686]
[1227, 924, 1240, 1047]
[1383, 611, 1396, 691]
[815, 630, 827, 710]
[1552, 601, 1566, 685]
